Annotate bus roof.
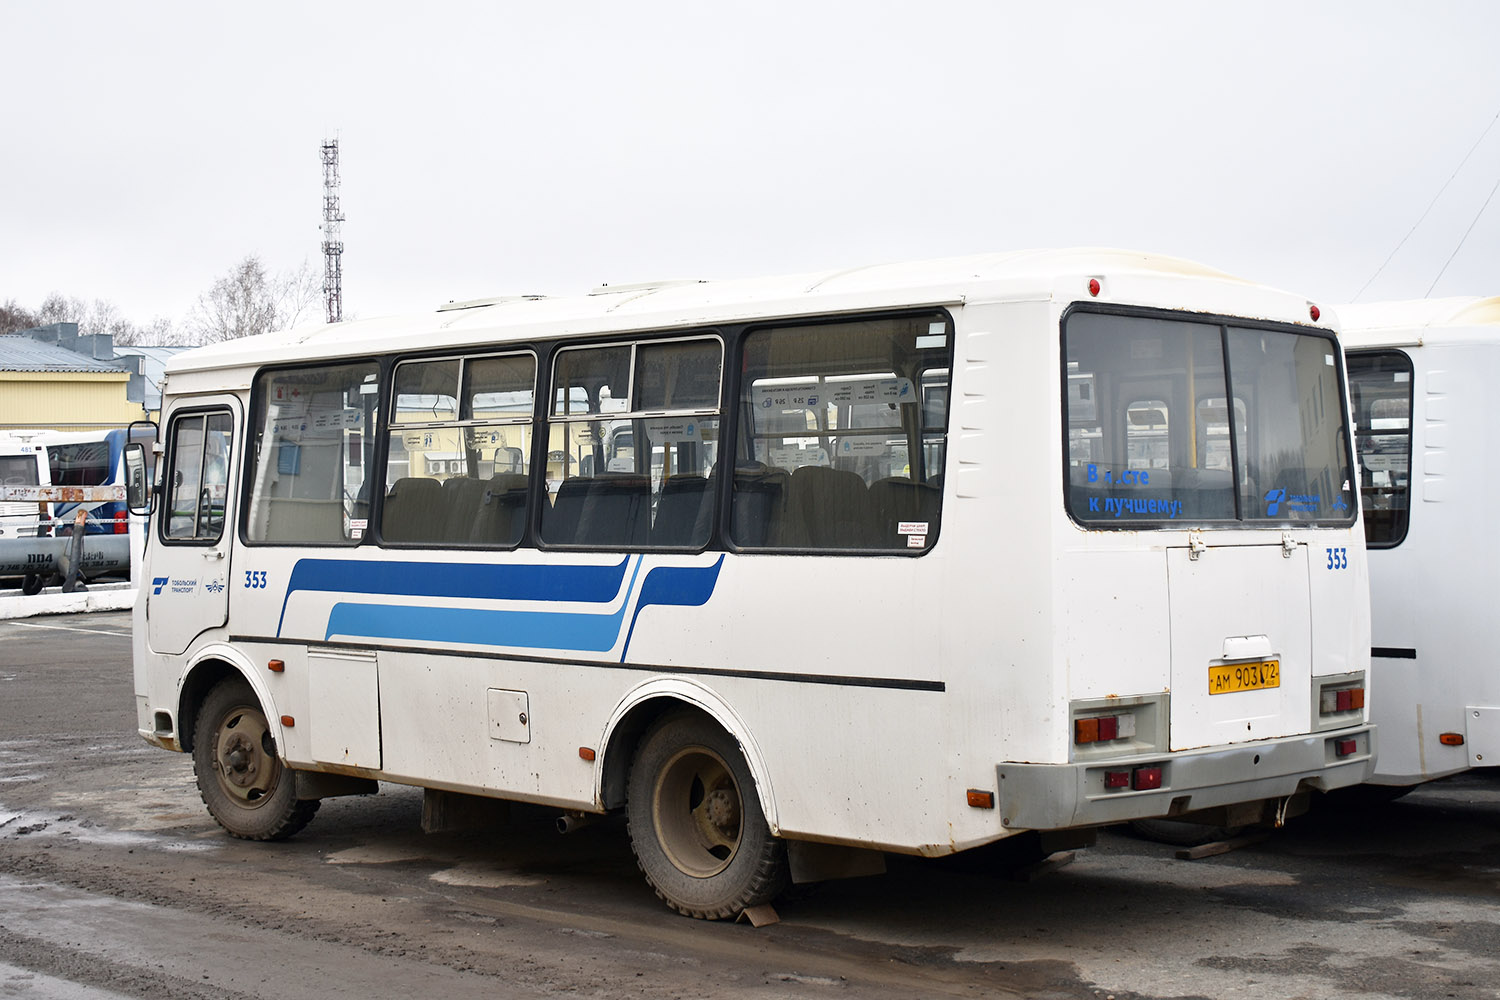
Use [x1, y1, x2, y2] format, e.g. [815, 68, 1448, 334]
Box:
[163, 248, 1325, 382]
[1337, 296, 1500, 348]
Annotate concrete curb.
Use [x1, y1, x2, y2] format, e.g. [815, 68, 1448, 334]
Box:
[0, 583, 137, 620]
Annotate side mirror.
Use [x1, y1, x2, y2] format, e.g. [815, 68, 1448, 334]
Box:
[125, 443, 153, 514]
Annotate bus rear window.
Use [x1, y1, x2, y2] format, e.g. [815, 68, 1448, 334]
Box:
[1064, 311, 1355, 526]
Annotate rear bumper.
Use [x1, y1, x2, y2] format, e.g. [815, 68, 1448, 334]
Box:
[996, 725, 1375, 830]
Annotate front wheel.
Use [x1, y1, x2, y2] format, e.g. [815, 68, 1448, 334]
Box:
[626, 712, 788, 919]
[192, 678, 318, 841]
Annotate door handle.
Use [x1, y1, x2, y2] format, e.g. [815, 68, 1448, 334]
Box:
[201, 550, 225, 560]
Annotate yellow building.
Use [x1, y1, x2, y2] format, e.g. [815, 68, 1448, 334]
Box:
[0, 330, 152, 432]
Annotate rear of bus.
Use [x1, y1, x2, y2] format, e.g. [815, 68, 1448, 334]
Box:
[998, 296, 1374, 831]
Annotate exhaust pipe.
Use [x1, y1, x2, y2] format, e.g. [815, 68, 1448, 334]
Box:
[556, 811, 601, 835]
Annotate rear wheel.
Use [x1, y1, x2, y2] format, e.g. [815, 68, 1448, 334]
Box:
[626, 712, 788, 919]
[192, 678, 318, 841]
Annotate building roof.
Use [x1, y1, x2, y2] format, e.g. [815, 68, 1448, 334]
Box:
[0, 336, 128, 374]
[113, 345, 191, 411]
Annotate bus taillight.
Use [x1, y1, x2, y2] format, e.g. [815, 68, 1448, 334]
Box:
[1318, 684, 1365, 716]
[113, 509, 128, 534]
[1075, 713, 1137, 745]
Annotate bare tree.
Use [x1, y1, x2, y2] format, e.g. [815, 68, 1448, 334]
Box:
[0, 299, 39, 335]
[187, 255, 321, 345]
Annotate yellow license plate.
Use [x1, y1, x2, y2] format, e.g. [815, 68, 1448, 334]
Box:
[1209, 659, 1280, 695]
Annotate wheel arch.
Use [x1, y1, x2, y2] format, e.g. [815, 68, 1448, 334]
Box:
[597, 679, 779, 833]
[177, 644, 274, 754]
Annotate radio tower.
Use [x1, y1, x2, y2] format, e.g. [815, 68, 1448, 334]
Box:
[320, 138, 345, 324]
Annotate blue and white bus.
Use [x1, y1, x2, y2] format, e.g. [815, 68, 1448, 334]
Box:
[129, 250, 1375, 918]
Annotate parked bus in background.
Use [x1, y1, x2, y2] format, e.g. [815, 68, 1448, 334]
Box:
[0, 434, 47, 540]
[128, 250, 1374, 919]
[36, 427, 152, 537]
[1341, 297, 1500, 791]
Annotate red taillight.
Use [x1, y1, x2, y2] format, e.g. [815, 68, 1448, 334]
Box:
[1103, 770, 1130, 789]
[1335, 738, 1358, 757]
[1309, 304, 1321, 321]
[1336, 690, 1353, 712]
[1075, 713, 1136, 744]
[1132, 766, 1163, 790]
[113, 509, 128, 534]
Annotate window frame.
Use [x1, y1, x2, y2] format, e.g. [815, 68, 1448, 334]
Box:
[159, 406, 235, 547]
[378, 349, 539, 550]
[726, 308, 954, 555]
[1060, 302, 1358, 530]
[240, 358, 382, 548]
[540, 332, 726, 551]
[1345, 348, 1414, 549]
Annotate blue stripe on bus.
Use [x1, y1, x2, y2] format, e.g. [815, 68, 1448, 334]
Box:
[276, 555, 632, 637]
[316, 555, 727, 657]
[620, 556, 725, 660]
[323, 556, 646, 651]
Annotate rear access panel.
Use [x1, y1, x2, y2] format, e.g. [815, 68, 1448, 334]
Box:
[1167, 542, 1311, 751]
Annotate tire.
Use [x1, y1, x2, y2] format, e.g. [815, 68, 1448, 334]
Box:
[626, 712, 789, 919]
[20, 573, 42, 596]
[1128, 817, 1245, 847]
[192, 678, 318, 841]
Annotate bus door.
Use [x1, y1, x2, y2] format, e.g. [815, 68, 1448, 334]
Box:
[147, 399, 240, 655]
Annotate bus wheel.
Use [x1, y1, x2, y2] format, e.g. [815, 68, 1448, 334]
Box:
[192, 679, 318, 841]
[20, 573, 42, 596]
[626, 712, 788, 919]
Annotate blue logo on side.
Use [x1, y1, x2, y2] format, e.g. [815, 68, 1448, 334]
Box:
[151, 576, 168, 595]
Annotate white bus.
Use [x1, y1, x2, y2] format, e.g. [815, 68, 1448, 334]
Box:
[129, 250, 1374, 919]
[0, 434, 47, 540]
[1341, 297, 1500, 789]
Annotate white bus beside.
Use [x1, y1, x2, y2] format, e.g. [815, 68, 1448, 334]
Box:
[129, 250, 1374, 918]
[1341, 297, 1500, 788]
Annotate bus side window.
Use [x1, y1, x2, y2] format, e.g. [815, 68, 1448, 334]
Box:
[731, 314, 950, 552]
[246, 363, 378, 545]
[1346, 350, 1413, 546]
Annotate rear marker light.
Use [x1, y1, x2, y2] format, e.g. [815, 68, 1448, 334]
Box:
[1321, 686, 1365, 715]
[1104, 770, 1130, 789]
[1310, 304, 1321, 322]
[1088, 278, 1101, 297]
[1132, 766, 1163, 790]
[1075, 713, 1136, 745]
[1335, 738, 1357, 757]
[1439, 733, 1465, 747]
[967, 789, 995, 809]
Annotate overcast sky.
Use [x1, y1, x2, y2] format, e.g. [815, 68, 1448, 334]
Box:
[5, 2, 1499, 329]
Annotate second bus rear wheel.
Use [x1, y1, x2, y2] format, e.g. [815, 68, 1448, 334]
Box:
[626, 711, 788, 919]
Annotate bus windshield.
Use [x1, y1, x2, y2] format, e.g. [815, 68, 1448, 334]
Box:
[1065, 310, 1355, 526]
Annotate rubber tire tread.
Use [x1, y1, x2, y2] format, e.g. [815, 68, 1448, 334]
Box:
[192, 678, 319, 842]
[626, 711, 789, 920]
[1128, 817, 1244, 847]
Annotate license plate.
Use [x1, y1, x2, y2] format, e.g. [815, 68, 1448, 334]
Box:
[1209, 659, 1280, 695]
